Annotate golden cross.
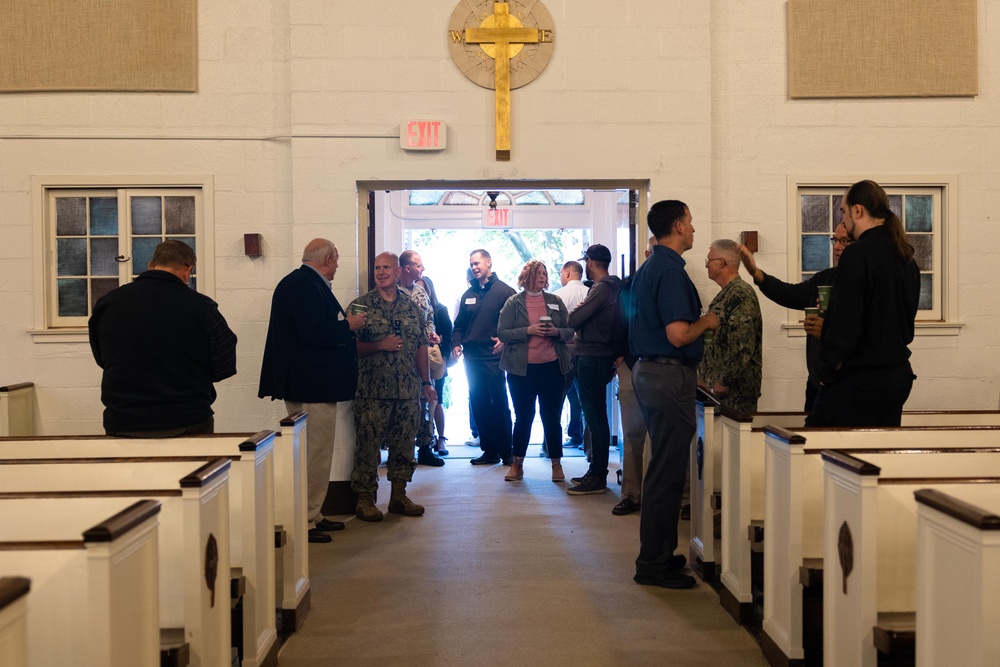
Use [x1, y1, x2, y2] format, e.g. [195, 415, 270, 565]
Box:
[464, 3, 539, 161]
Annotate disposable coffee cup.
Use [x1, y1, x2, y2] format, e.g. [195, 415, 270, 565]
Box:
[349, 303, 368, 316]
[804, 307, 820, 318]
[816, 286, 831, 310]
[539, 316, 552, 332]
[703, 329, 714, 345]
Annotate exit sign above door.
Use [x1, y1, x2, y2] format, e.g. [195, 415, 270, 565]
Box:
[400, 120, 446, 151]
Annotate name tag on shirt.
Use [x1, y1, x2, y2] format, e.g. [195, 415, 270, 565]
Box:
[547, 303, 559, 310]
[465, 297, 477, 305]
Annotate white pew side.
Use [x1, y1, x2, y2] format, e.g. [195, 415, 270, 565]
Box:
[0, 459, 232, 667]
[0, 431, 278, 667]
[691, 388, 722, 581]
[719, 409, 1000, 626]
[0, 499, 160, 667]
[0, 577, 30, 667]
[823, 449, 1000, 667]
[762, 425, 1000, 666]
[276, 411, 309, 631]
[915, 485, 1000, 667]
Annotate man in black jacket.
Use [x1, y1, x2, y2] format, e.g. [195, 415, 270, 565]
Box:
[89, 239, 237, 437]
[739, 222, 853, 411]
[807, 180, 920, 427]
[259, 239, 367, 542]
[452, 249, 516, 466]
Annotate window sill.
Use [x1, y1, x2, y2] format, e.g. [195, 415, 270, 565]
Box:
[29, 329, 89, 344]
[781, 321, 964, 337]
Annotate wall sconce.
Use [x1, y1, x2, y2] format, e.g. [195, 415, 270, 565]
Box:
[244, 234, 262, 257]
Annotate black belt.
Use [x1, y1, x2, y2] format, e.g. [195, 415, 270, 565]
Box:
[640, 356, 698, 369]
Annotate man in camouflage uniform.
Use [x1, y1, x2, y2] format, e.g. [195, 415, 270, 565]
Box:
[349, 252, 437, 521]
[698, 239, 762, 413]
[398, 249, 444, 466]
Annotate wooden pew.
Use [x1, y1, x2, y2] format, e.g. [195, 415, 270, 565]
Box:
[0, 383, 33, 437]
[0, 460, 232, 667]
[0, 499, 160, 667]
[761, 425, 1000, 667]
[0, 432, 277, 667]
[691, 388, 723, 581]
[718, 409, 1000, 626]
[823, 449, 1000, 667]
[915, 486, 1000, 667]
[0, 577, 30, 667]
[276, 412, 309, 631]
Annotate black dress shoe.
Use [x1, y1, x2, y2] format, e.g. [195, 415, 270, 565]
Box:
[417, 446, 445, 466]
[611, 497, 641, 516]
[668, 554, 687, 571]
[315, 518, 345, 532]
[633, 571, 696, 589]
[470, 453, 501, 465]
[308, 528, 332, 543]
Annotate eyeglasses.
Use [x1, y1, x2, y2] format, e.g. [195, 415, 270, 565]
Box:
[705, 257, 726, 267]
[830, 237, 854, 247]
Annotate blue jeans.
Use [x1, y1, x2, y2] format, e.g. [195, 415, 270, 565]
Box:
[575, 355, 616, 479]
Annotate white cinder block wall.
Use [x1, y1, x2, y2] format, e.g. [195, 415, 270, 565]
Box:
[0, 0, 996, 435]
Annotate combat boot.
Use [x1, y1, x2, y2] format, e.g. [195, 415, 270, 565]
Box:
[388, 481, 425, 516]
[355, 492, 384, 522]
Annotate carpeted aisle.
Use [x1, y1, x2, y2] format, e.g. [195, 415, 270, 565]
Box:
[276, 454, 767, 667]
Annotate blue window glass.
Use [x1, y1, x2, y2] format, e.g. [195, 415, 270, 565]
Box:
[89, 198, 119, 236]
[905, 196, 933, 233]
[550, 190, 585, 205]
[57, 279, 88, 316]
[56, 198, 87, 236]
[57, 238, 87, 276]
[801, 235, 830, 272]
[131, 197, 162, 235]
[131, 237, 161, 277]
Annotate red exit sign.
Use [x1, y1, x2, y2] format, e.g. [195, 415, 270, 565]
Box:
[400, 120, 446, 151]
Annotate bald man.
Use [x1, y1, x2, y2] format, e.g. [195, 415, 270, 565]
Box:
[259, 238, 367, 543]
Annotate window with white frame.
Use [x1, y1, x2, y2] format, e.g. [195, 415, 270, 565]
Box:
[789, 177, 959, 333]
[33, 177, 214, 339]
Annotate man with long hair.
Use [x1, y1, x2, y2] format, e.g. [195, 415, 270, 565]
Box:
[806, 180, 920, 426]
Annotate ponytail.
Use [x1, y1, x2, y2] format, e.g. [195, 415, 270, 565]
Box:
[845, 180, 914, 264]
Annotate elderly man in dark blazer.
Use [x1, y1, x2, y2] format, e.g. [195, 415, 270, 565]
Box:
[259, 238, 367, 543]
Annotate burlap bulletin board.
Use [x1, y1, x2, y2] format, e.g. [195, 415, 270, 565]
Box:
[0, 0, 197, 92]
[787, 0, 977, 98]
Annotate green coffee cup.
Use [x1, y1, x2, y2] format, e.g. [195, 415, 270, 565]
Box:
[703, 329, 714, 345]
[804, 307, 820, 317]
[817, 286, 831, 310]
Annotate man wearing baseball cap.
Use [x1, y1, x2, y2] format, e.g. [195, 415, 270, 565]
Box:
[566, 243, 623, 496]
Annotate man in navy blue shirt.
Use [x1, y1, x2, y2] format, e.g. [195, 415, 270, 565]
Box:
[629, 200, 718, 589]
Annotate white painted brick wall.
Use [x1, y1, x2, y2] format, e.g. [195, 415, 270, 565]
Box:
[1, 0, 997, 435]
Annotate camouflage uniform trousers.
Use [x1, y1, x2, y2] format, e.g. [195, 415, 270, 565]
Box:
[416, 395, 435, 449]
[351, 397, 420, 493]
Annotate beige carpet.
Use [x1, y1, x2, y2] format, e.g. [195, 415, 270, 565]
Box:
[277, 455, 767, 666]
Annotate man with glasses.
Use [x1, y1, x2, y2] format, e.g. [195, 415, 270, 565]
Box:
[739, 222, 852, 411]
[698, 240, 762, 413]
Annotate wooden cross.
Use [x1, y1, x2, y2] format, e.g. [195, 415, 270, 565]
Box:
[464, 3, 540, 161]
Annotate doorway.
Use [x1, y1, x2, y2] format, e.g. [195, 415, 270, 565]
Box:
[359, 181, 646, 457]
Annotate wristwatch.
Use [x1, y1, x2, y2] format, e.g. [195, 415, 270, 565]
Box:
[421, 381, 433, 387]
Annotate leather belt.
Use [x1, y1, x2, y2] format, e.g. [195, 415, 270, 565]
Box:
[639, 355, 698, 369]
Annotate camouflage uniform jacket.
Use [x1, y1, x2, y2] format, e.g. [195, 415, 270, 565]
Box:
[397, 280, 436, 340]
[349, 287, 427, 400]
[698, 276, 762, 413]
